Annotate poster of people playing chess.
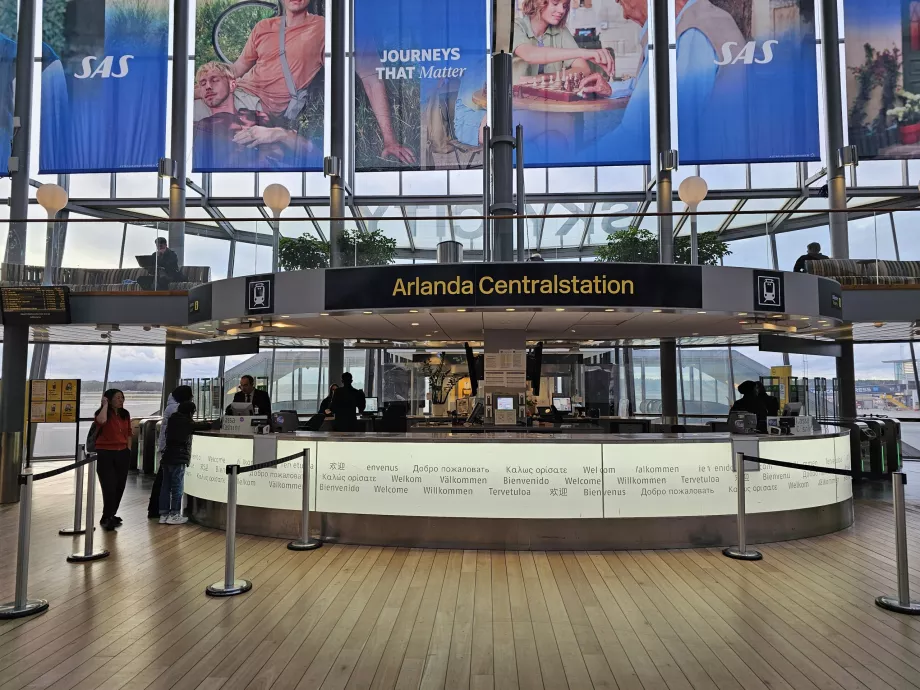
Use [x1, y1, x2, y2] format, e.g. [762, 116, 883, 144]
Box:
[510, 0, 652, 167]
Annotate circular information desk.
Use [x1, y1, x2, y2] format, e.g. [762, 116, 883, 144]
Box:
[185, 431, 853, 550]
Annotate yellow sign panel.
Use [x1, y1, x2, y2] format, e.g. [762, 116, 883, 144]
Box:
[45, 401, 61, 422]
[46, 380, 62, 400]
[61, 380, 77, 401]
[29, 403, 46, 423]
[31, 380, 47, 403]
[61, 401, 77, 423]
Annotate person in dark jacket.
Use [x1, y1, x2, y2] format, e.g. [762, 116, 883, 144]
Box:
[329, 373, 366, 432]
[793, 242, 829, 273]
[319, 383, 338, 414]
[148, 385, 194, 519]
[730, 380, 768, 432]
[140, 237, 186, 289]
[226, 374, 272, 417]
[158, 401, 196, 525]
[755, 381, 780, 417]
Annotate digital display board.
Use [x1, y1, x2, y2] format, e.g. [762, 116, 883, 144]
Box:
[1, 287, 71, 324]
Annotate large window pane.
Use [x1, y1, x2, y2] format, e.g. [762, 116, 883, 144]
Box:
[106, 347, 165, 417]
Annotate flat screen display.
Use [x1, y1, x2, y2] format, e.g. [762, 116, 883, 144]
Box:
[1, 286, 71, 324]
[552, 397, 572, 412]
[364, 397, 378, 413]
[496, 397, 515, 411]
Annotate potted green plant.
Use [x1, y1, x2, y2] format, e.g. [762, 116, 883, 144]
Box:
[888, 90, 920, 145]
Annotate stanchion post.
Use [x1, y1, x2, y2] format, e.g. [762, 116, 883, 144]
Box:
[67, 453, 109, 562]
[723, 452, 763, 561]
[207, 464, 251, 596]
[59, 445, 88, 536]
[0, 469, 49, 619]
[876, 472, 920, 614]
[288, 449, 321, 551]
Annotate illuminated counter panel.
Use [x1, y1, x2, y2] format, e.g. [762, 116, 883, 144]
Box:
[184, 432, 853, 549]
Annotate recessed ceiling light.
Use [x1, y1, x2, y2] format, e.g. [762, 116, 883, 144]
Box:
[738, 312, 747, 316]
[457, 309, 466, 312]
[819, 320, 828, 324]
[739, 321, 749, 324]
[555, 308, 565, 312]
[692, 332, 699, 336]
[571, 329, 576, 333]
[605, 309, 615, 312]
[363, 311, 373, 315]
[800, 317, 809, 321]
[506, 308, 515, 312]
[409, 309, 419, 313]
[320, 313, 329, 316]
[425, 334, 432, 337]
[652, 309, 662, 313]
[315, 334, 322, 337]
[280, 315, 290, 318]
[411, 322, 419, 326]
[697, 311, 706, 314]
[772, 315, 783, 319]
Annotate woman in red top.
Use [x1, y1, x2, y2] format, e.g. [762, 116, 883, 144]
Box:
[94, 389, 132, 530]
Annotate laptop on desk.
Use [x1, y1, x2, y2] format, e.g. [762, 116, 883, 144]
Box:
[135, 255, 157, 271]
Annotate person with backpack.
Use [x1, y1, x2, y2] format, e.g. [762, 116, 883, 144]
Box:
[159, 401, 197, 525]
[92, 389, 132, 531]
[148, 386, 194, 519]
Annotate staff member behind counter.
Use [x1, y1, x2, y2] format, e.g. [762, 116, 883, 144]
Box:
[226, 374, 272, 417]
[328, 372, 366, 432]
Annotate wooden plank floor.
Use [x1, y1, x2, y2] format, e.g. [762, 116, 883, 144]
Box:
[1, 465, 919, 690]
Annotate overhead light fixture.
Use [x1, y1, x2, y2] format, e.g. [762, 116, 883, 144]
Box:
[555, 308, 565, 312]
[506, 308, 515, 312]
[605, 309, 615, 312]
[457, 308, 466, 312]
[363, 311, 373, 315]
[280, 315, 290, 318]
[739, 320, 749, 325]
[697, 311, 707, 314]
[772, 314, 784, 319]
[737, 312, 747, 316]
[320, 313, 329, 316]
[692, 332, 699, 336]
[652, 309, 662, 313]
[425, 334, 432, 337]
[411, 322, 419, 326]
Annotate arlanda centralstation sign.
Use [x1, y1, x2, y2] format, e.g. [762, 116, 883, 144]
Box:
[324, 263, 704, 311]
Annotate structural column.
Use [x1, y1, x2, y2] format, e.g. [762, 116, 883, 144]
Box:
[659, 338, 679, 423]
[490, 52, 515, 262]
[328, 343, 345, 392]
[168, 0, 189, 262]
[0, 326, 29, 503]
[161, 343, 181, 412]
[329, 0, 346, 269]
[822, 0, 849, 258]
[5, 0, 37, 265]
[837, 341, 857, 419]
[652, 0, 673, 264]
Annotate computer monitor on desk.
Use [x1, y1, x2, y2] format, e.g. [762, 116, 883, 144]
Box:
[363, 397, 379, 415]
[552, 397, 572, 413]
[229, 402, 254, 415]
[783, 402, 803, 417]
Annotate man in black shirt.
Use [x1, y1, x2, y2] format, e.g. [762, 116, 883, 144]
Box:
[793, 242, 829, 273]
[227, 375, 272, 417]
[140, 238, 185, 290]
[329, 373, 367, 432]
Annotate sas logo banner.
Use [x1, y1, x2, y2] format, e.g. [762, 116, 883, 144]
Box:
[39, 0, 169, 173]
[675, 0, 819, 165]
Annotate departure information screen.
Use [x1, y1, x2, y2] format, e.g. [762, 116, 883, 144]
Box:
[1, 287, 71, 324]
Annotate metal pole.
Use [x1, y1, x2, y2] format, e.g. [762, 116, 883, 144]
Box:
[272, 211, 280, 273]
[483, 125, 491, 262]
[490, 52, 514, 262]
[875, 472, 920, 614]
[288, 450, 321, 551]
[0, 470, 48, 619]
[653, 0, 674, 264]
[207, 465, 252, 596]
[59, 446, 87, 536]
[68, 455, 110, 562]
[329, 0, 346, 269]
[723, 452, 763, 561]
[821, 0, 848, 258]
[690, 212, 699, 266]
[6, 0, 37, 265]
[515, 124, 525, 262]
[168, 0, 189, 262]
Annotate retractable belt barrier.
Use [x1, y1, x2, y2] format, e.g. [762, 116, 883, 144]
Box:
[724, 452, 920, 615]
[206, 448, 319, 598]
[0, 445, 108, 621]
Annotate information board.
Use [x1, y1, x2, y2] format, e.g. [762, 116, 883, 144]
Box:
[1, 287, 71, 324]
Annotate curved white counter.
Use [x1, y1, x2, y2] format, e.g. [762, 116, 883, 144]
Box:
[185, 431, 853, 549]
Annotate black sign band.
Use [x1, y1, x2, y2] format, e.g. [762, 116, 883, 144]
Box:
[324, 263, 703, 311]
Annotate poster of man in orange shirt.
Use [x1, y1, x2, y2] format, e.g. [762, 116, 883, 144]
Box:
[193, 0, 326, 171]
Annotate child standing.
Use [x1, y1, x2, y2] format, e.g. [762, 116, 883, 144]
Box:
[159, 401, 196, 525]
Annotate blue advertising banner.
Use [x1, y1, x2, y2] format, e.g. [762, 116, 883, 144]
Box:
[39, 0, 169, 173]
[193, 0, 325, 172]
[843, 0, 920, 160]
[0, 0, 15, 177]
[510, 0, 650, 168]
[354, 0, 488, 171]
[675, 0, 820, 164]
